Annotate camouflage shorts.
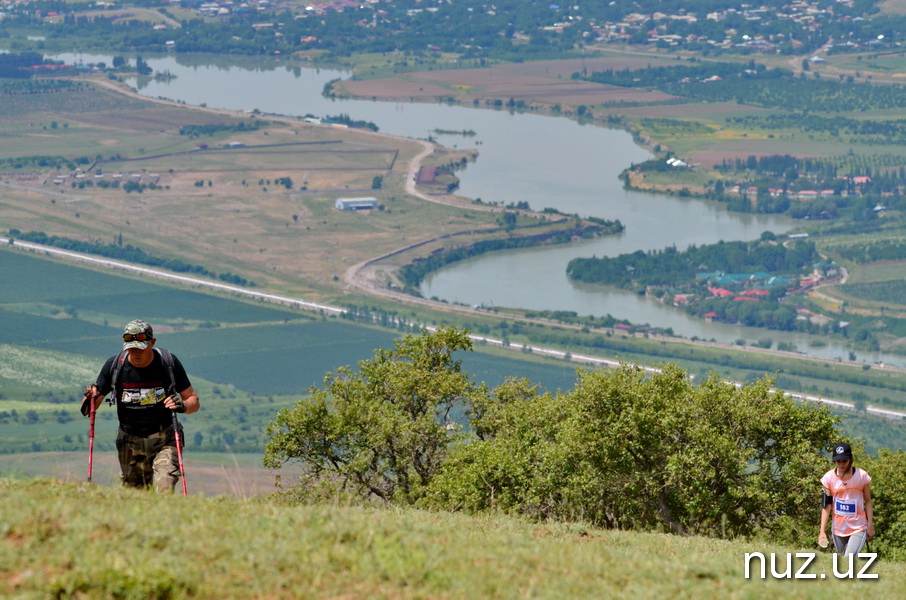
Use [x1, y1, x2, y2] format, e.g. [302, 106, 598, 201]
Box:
[115, 425, 183, 494]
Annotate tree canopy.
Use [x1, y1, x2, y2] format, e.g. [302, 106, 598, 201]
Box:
[264, 326, 477, 504]
[262, 328, 906, 551]
[429, 362, 840, 540]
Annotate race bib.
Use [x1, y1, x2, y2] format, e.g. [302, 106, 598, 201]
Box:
[835, 498, 858, 517]
[121, 387, 166, 406]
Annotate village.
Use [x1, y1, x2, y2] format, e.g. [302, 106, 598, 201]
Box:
[2, 0, 895, 58]
[666, 258, 845, 328]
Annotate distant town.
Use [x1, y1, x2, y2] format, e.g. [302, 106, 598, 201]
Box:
[1, 1, 903, 58]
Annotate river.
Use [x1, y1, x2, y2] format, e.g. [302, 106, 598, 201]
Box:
[45, 52, 901, 365]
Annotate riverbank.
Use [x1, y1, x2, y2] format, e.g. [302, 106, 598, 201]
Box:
[326, 52, 906, 363]
[9, 54, 906, 371]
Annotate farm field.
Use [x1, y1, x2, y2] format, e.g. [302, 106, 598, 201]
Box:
[0, 77, 546, 302]
[849, 261, 906, 285]
[338, 49, 906, 177]
[0, 247, 582, 394]
[0, 245, 585, 457]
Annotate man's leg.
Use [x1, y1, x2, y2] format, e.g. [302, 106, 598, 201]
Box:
[116, 429, 154, 488]
[152, 440, 181, 494]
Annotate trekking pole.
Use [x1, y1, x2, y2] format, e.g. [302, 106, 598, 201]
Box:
[87, 393, 97, 484]
[171, 410, 188, 496]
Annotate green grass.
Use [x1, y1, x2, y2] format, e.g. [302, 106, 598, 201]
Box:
[1, 478, 903, 599]
[97, 141, 396, 176]
[836, 55, 906, 74]
[850, 260, 906, 284]
[635, 169, 716, 189]
[840, 280, 906, 306]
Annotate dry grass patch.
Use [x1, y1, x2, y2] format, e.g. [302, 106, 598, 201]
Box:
[0, 81, 502, 297]
[340, 77, 453, 100]
[340, 56, 680, 106]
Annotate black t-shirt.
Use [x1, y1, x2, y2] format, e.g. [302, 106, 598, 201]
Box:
[95, 349, 191, 436]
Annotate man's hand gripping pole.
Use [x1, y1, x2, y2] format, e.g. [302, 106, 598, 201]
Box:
[82, 386, 100, 484]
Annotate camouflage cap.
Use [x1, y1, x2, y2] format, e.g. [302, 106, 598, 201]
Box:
[123, 319, 154, 351]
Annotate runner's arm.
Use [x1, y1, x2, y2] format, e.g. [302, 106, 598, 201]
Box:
[864, 483, 875, 540]
[818, 486, 832, 543]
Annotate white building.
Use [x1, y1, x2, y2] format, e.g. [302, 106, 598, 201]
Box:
[335, 197, 378, 211]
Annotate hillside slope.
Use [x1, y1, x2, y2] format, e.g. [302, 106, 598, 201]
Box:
[1, 478, 903, 599]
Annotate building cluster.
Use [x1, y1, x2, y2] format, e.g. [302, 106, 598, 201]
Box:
[575, 1, 860, 52]
[4, 0, 897, 55]
[671, 261, 840, 312]
[726, 175, 872, 200]
[192, 0, 362, 19]
[47, 169, 159, 186]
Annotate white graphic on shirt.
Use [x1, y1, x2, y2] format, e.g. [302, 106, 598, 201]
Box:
[121, 387, 166, 406]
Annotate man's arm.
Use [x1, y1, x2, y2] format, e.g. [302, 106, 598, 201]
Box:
[80, 384, 107, 416]
[164, 385, 200, 415]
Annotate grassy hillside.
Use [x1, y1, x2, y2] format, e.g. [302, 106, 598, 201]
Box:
[2, 478, 903, 599]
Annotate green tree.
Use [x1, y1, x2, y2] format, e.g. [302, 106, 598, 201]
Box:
[264, 330, 848, 543]
[264, 326, 477, 504]
[135, 56, 152, 76]
[862, 449, 906, 560]
[427, 363, 841, 540]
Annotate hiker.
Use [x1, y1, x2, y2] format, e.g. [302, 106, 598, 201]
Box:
[81, 319, 199, 493]
[818, 442, 875, 555]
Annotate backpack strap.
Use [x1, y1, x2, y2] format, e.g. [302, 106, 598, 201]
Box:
[154, 347, 179, 396]
[108, 349, 127, 401]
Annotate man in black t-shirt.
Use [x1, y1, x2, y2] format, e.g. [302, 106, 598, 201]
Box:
[82, 319, 200, 492]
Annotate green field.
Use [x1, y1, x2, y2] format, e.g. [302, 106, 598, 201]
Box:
[3, 242, 905, 459]
[0, 245, 581, 394]
[0, 245, 582, 455]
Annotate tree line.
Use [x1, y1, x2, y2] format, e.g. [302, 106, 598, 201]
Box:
[580, 59, 906, 113]
[0, 51, 45, 78]
[0, 79, 82, 95]
[566, 238, 819, 289]
[8, 229, 254, 287]
[398, 222, 620, 295]
[179, 121, 269, 137]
